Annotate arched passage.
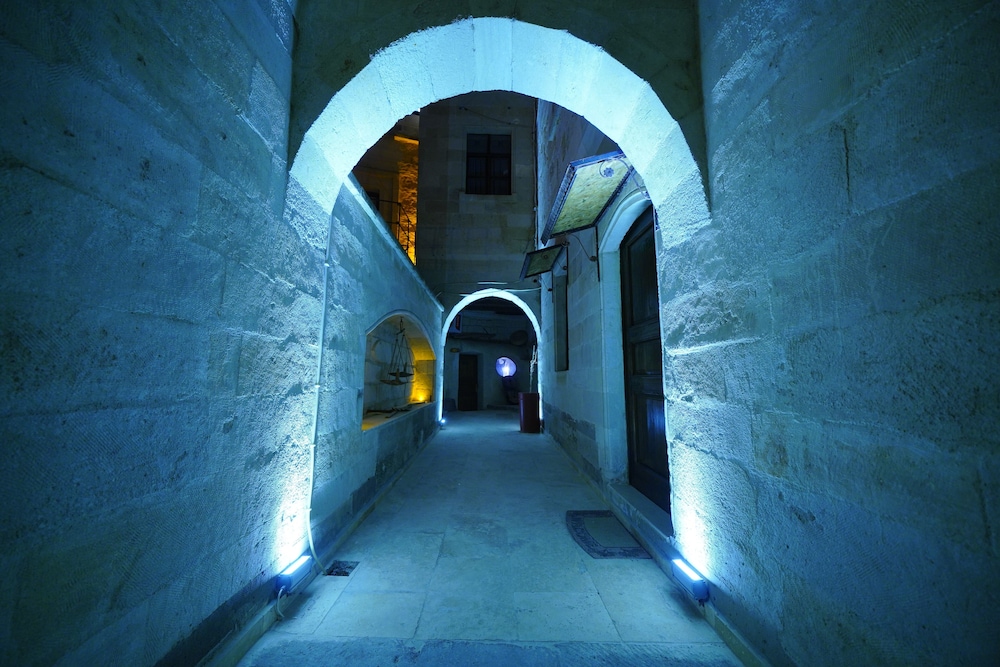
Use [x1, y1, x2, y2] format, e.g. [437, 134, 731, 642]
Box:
[439, 289, 543, 421]
[287, 15, 713, 579]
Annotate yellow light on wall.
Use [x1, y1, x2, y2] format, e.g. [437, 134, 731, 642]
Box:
[394, 135, 418, 264]
[364, 316, 436, 427]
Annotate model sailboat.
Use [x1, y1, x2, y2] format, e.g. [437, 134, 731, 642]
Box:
[380, 319, 414, 386]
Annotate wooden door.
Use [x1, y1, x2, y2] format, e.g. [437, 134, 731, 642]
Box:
[621, 207, 670, 513]
[457, 354, 479, 411]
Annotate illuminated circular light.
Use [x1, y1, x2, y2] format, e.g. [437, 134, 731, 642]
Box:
[495, 357, 517, 378]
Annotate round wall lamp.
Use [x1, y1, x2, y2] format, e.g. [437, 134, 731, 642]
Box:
[495, 356, 517, 377]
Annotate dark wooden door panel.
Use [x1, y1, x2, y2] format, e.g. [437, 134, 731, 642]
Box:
[622, 206, 670, 513]
[625, 219, 658, 326]
[630, 338, 663, 376]
[635, 395, 667, 472]
[458, 354, 479, 411]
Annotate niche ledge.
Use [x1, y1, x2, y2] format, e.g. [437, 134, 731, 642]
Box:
[361, 401, 435, 431]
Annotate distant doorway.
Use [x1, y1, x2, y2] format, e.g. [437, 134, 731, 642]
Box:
[621, 207, 670, 513]
[457, 354, 479, 411]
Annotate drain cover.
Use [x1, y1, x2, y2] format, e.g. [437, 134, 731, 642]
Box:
[326, 560, 359, 576]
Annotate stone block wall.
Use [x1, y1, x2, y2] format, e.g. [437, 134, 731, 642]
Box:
[0, 1, 441, 665]
[0, 1, 299, 663]
[415, 91, 538, 315]
[535, 104, 619, 483]
[308, 181, 443, 554]
[682, 1, 1000, 664]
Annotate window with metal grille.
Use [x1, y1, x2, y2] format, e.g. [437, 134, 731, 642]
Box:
[466, 133, 511, 195]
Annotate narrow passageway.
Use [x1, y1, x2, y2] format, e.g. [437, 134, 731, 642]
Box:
[239, 411, 740, 666]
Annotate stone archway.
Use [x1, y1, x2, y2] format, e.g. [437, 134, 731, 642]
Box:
[288, 15, 712, 428]
[440, 289, 543, 420]
[287, 17, 709, 241]
[286, 15, 713, 574]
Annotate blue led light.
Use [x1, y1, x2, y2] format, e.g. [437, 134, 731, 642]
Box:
[275, 555, 313, 592]
[671, 558, 709, 603]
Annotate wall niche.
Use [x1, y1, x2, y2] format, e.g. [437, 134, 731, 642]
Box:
[362, 315, 435, 429]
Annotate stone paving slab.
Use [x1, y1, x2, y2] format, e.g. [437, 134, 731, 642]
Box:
[245, 637, 742, 666]
[239, 411, 740, 666]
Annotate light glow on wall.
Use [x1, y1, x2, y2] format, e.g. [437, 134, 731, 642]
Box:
[394, 135, 418, 263]
[273, 410, 313, 567]
[274, 469, 310, 567]
[670, 458, 714, 579]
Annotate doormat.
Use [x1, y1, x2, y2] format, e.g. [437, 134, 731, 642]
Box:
[326, 560, 359, 576]
[566, 510, 651, 559]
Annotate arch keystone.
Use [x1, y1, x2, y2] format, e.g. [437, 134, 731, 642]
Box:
[510, 21, 564, 101]
[472, 17, 514, 91]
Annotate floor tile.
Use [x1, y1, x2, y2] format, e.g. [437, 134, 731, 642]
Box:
[427, 555, 512, 595]
[589, 560, 723, 643]
[310, 590, 425, 639]
[513, 591, 620, 642]
[271, 574, 352, 635]
[239, 411, 739, 666]
[414, 592, 518, 641]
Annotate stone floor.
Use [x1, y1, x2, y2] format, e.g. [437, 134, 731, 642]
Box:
[238, 410, 741, 666]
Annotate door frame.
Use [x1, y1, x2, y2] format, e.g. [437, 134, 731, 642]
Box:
[596, 191, 665, 488]
[620, 206, 670, 512]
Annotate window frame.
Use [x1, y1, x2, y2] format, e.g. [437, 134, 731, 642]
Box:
[465, 133, 512, 195]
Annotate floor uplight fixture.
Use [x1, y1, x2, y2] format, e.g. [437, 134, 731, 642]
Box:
[275, 554, 313, 593]
[671, 557, 709, 603]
